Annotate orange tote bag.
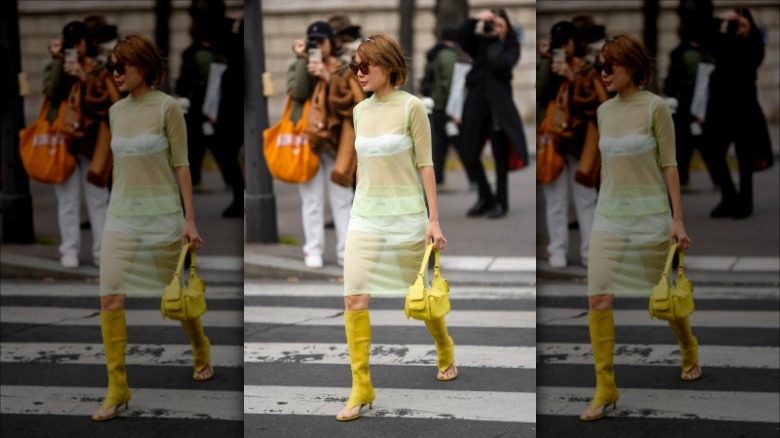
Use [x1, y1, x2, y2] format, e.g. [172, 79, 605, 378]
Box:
[19, 98, 76, 184]
[263, 95, 319, 184]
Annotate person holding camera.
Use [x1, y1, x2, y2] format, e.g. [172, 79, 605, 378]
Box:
[456, 9, 528, 219]
[43, 21, 116, 269]
[699, 8, 771, 219]
[537, 21, 603, 269]
[287, 21, 360, 269]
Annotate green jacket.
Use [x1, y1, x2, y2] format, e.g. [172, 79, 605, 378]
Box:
[286, 58, 315, 124]
[431, 48, 457, 112]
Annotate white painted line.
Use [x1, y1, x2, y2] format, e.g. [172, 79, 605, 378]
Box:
[243, 281, 537, 300]
[0, 282, 243, 298]
[535, 284, 780, 299]
[439, 256, 494, 272]
[733, 257, 780, 272]
[537, 386, 779, 423]
[684, 256, 738, 271]
[537, 343, 780, 369]
[537, 308, 779, 329]
[489, 257, 537, 272]
[0, 343, 243, 367]
[0, 307, 242, 328]
[197, 255, 244, 272]
[0, 385, 242, 421]
[244, 343, 536, 369]
[244, 385, 536, 423]
[244, 307, 535, 328]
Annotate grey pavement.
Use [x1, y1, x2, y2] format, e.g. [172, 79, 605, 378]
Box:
[1, 169, 243, 284]
[536, 158, 780, 285]
[245, 159, 536, 285]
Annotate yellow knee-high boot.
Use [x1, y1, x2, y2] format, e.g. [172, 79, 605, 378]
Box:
[668, 316, 700, 380]
[92, 309, 131, 421]
[581, 309, 619, 422]
[337, 309, 375, 421]
[181, 316, 212, 380]
[425, 316, 457, 380]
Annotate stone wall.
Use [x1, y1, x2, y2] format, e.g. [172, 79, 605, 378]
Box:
[17, 0, 243, 123]
[537, 0, 780, 124]
[261, 0, 537, 124]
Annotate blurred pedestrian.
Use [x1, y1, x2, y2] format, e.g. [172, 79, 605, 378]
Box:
[537, 20, 604, 269]
[420, 24, 468, 190]
[92, 34, 211, 422]
[84, 13, 119, 64]
[328, 13, 362, 64]
[457, 8, 528, 219]
[287, 21, 357, 269]
[700, 8, 772, 219]
[581, 34, 698, 422]
[338, 32, 455, 422]
[43, 21, 115, 269]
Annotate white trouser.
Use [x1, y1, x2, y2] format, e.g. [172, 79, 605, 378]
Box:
[54, 154, 109, 263]
[542, 154, 597, 261]
[298, 151, 353, 261]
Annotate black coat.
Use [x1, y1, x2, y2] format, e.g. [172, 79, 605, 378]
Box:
[457, 18, 528, 166]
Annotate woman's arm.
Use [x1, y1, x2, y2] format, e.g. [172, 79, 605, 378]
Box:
[175, 165, 203, 250]
[419, 166, 447, 250]
[663, 166, 691, 251]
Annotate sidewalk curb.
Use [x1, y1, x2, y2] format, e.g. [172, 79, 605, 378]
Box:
[538, 263, 780, 286]
[244, 253, 537, 286]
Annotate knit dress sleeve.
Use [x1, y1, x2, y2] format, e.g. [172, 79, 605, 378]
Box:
[652, 97, 677, 167]
[163, 97, 189, 167]
[408, 97, 433, 168]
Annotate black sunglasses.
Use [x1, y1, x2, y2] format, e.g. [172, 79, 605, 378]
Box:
[349, 60, 370, 75]
[106, 60, 126, 75]
[594, 60, 615, 75]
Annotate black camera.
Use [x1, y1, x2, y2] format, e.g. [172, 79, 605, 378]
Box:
[306, 39, 319, 50]
[483, 20, 495, 34]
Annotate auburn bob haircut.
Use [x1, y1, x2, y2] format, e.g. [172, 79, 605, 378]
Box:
[600, 33, 653, 87]
[112, 33, 165, 87]
[355, 32, 409, 86]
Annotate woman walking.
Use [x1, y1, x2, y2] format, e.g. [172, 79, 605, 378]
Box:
[581, 34, 698, 422]
[337, 33, 455, 422]
[92, 34, 211, 422]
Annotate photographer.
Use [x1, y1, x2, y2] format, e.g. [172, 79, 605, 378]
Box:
[700, 8, 771, 219]
[456, 9, 528, 219]
[43, 21, 116, 269]
[287, 21, 361, 269]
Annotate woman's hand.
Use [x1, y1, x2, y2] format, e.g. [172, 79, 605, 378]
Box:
[474, 10, 495, 22]
[551, 60, 574, 81]
[307, 61, 331, 82]
[63, 61, 86, 82]
[426, 221, 447, 251]
[292, 38, 307, 58]
[182, 220, 204, 251]
[670, 220, 691, 252]
[48, 39, 62, 57]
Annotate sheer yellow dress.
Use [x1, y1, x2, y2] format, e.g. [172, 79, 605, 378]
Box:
[344, 89, 434, 296]
[101, 90, 188, 296]
[589, 90, 677, 296]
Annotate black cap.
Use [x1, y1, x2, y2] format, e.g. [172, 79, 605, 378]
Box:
[550, 21, 576, 47]
[306, 21, 333, 40]
[63, 21, 89, 46]
[439, 24, 458, 42]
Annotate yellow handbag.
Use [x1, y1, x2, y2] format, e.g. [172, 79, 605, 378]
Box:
[649, 243, 694, 321]
[405, 243, 451, 321]
[161, 244, 207, 321]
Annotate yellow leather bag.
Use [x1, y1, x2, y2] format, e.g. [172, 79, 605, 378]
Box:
[649, 243, 694, 321]
[405, 243, 451, 321]
[161, 244, 206, 321]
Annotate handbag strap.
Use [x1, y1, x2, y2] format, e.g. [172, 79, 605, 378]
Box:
[660, 243, 685, 279]
[173, 243, 196, 278]
[416, 243, 442, 281]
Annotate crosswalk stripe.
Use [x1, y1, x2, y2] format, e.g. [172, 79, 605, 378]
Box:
[243, 343, 535, 369]
[243, 385, 536, 423]
[243, 307, 534, 328]
[537, 386, 780, 423]
[0, 343, 243, 367]
[536, 284, 780, 299]
[537, 343, 780, 369]
[0, 307, 242, 327]
[243, 281, 537, 300]
[0, 282, 243, 298]
[0, 385, 243, 420]
[537, 308, 779, 328]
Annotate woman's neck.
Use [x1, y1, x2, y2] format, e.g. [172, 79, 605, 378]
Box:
[130, 84, 152, 99]
[617, 84, 640, 99]
[373, 83, 395, 99]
